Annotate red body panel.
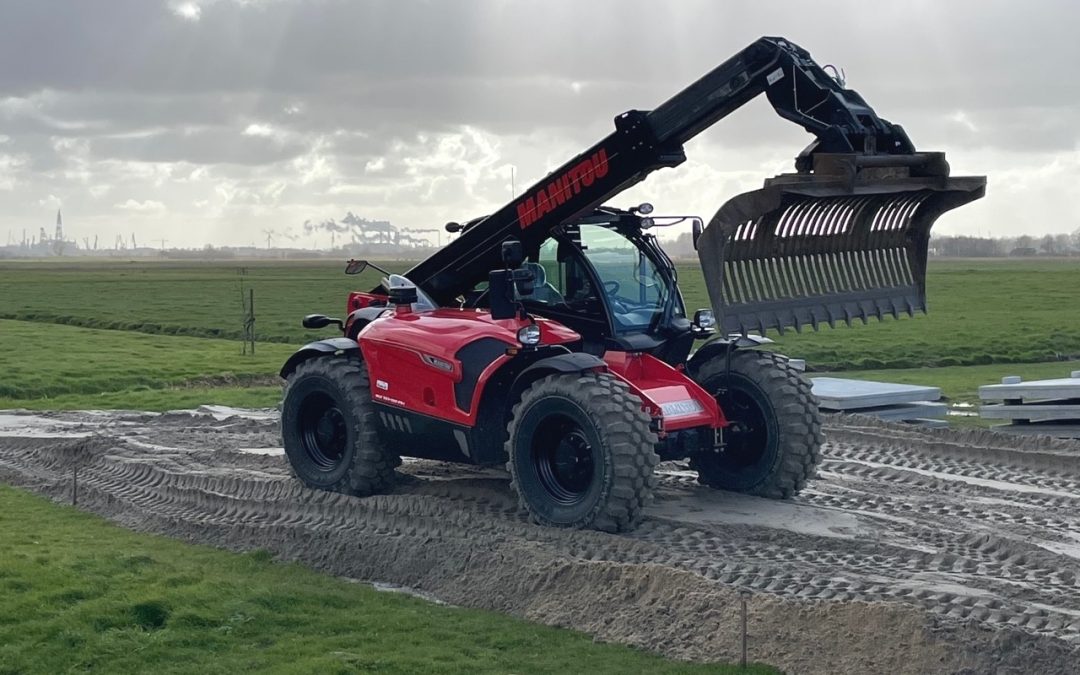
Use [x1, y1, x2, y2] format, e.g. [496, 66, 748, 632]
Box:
[603, 352, 726, 432]
[347, 291, 388, 313]
[359, 306, 581, 427]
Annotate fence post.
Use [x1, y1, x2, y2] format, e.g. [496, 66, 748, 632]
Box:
[740, 593, 748, 668]
[248, 288, 255, 356]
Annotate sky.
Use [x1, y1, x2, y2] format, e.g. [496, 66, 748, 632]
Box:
[1, 0, 1078, 248]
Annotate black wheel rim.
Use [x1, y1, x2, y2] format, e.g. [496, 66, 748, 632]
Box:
[532, 414, 595, 505]
[715, 383, 770, 470]
[298, 392, 348, 470]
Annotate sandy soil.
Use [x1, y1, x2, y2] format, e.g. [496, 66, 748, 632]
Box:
[1, 407, 1079, 675]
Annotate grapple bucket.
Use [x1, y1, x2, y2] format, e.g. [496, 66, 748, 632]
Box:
[697, 153, 986, 335]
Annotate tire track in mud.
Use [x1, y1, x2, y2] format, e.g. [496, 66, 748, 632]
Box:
[2, 411, 1080, 674]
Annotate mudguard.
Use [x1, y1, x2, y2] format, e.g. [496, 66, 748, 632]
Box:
[279, 337, 360, 378]
[345, 306, 389, 338]
[686, 334, 774, 378]
[514, 352, 607, 385]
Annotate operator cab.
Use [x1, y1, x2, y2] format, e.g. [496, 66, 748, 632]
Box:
[514, 206, 705, 364]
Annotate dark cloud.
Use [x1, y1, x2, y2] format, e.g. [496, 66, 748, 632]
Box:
[0, 0, 1077, 243]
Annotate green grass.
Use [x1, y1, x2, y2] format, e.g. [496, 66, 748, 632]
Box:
[3, 258, 1079, 370]
[690, 259, 1080, 371]
[0, 485, 772, 675]
[2, 386, 284, 412]
[0, 319, 293, 409]
[0, 258, 405, 344]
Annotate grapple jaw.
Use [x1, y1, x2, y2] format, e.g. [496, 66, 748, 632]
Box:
[697, 152, 986, 336]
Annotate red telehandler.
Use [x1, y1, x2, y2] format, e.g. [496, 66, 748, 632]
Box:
[280, 37, 985, 532]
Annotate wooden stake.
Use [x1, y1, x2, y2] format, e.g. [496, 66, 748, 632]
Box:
[740, 594, 748, 668]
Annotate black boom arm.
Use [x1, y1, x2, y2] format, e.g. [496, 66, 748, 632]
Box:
[405, 36, 918, 305]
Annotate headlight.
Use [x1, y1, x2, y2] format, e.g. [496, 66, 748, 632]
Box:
[517, 323, 541, 346]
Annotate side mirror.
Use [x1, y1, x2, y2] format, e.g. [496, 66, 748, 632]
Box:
[346, 259, 391, 276]
[501, 239, 524, 269]
[692, 309, 716, 334]
[302, 314, 344, 331]
[691, 218, 703, 251]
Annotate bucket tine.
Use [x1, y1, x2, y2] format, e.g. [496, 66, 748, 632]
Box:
[697, 154, 986, 336]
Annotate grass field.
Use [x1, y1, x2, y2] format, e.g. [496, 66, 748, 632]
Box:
[1, 258, 1075, 672]
[3, 258, 1079, 371]
[762, 259, 1080, 371]
[0, 258, 401, 345]
[0, 486, 769, 674]
[2, 257, 1078, 410]
[0, 320, 290, 410]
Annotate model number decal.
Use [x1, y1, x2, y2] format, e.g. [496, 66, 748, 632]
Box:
[374, 392, 405, 407]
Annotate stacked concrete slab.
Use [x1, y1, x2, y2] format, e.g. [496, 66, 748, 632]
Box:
[810, 377, 947, 427]
[979, 370, 1080, 438]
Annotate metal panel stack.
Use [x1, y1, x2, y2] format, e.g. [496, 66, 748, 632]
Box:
[978, 371, 1080, 438]
[810, 377, 947, 427]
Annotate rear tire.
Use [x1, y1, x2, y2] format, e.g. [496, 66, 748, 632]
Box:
[690, 350, 822, 498]
[505, 372, 658, 532]
[281, 357, 400, 496]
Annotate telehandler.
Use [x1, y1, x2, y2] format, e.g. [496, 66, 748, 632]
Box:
[280, 37, 985, 531]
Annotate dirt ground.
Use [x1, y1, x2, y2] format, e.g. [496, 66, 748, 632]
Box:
[1, 407, 1079, 675]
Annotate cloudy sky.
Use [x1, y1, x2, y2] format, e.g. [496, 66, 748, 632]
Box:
[1, 0, 1078, 248]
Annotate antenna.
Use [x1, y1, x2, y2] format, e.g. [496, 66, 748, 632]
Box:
[510, 166, 515, 198]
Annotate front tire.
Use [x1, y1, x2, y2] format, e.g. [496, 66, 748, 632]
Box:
[281, 357, 400, 496]
[506, 372, 658, 532]
[690, 350, 823, 498]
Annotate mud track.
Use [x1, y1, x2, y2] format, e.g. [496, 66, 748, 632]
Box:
[2, 407, 1079, 675]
